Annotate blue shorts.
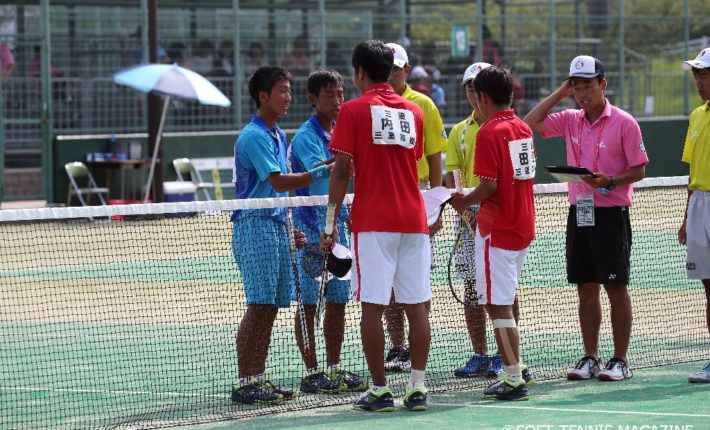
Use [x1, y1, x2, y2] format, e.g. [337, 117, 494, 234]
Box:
[232, 217, 293, 308]
[294, 220, 351, 305]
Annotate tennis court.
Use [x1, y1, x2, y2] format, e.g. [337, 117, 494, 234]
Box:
[1, 177, 708, 429]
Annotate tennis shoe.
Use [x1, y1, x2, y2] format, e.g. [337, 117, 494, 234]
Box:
[329, 368, 368, 392]
[688, 361, 710, 383]
[567, 355, 601, 380]
[486, 354, 504, 377]
[230, 382, 283, 405]
[384, 346, 411, 372]
[260, 380, 297, 400]
[403, 386, 428, 411]
[455, 354, 490, 377]
[300, 371, 343, 394]
[353, 386, 395, 412]
[483, 375, 529, 401]
[521, 364, 535, 386]
[597, 357, 633, 381]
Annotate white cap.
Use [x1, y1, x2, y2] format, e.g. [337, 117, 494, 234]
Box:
[682, 47, 710, 71]
[410, 65, 428, 79]
[462, 62, 492, 85]
[566, 55, 605, 79]
[386, 42, 408, 68]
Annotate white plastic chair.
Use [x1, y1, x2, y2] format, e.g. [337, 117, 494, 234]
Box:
[65, 162, 109, 206]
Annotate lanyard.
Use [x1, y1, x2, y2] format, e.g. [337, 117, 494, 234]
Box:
[574, 114, 607, 172]
[459, 115, 474, 184]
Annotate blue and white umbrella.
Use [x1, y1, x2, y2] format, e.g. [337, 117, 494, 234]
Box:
[112, 63, 231, 202]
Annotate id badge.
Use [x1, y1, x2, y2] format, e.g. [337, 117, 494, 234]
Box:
[576, 194, 595, 227]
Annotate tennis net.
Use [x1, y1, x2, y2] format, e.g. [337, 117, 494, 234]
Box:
[0, 176, 706, 429]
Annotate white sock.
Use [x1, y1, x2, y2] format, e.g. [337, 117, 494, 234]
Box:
[407, 369, 426, 389]
[325, 363, 340, 374]
[307, 367, 319, 375]
[504, 364, 522, 382]
[372, 385, 387, 391]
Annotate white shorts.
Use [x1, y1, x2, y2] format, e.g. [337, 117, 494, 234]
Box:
[351, 232, 432, 305]
[475, 227, 528, 305]
[687, 190, 710, 280]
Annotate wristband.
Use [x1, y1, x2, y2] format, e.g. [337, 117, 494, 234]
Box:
[308, 165, 328, 183]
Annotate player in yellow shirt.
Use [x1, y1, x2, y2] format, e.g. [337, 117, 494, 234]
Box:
[444, 62, 499, 378]
[679, 47, 710, 383]
[382, 42, 447, 372]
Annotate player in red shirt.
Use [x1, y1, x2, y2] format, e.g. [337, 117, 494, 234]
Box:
[320, 39, 431, 412]
[451, 66, 536, 401]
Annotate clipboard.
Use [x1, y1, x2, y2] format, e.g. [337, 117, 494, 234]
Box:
[545, 165, 597, 183]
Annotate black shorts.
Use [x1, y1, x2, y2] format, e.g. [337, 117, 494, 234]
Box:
[566, 205, 632, 284]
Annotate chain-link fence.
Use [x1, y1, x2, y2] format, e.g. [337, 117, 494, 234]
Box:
[1, 1, 709, 199]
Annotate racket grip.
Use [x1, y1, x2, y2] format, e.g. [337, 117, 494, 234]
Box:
[324, 202, 336, 236]
[453, 169, 463, 193]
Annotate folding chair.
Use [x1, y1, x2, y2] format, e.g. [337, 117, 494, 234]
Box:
[65, 162, 109, 206]
[173, 157, 211, 200]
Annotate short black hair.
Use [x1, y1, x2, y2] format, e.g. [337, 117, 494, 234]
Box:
[351, 40, 393, 83]
[307, 69, 344, 96]
[473, 65, 513, 106]
[248, 66, 292, 108]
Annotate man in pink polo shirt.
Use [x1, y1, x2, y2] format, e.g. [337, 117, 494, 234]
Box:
[525, 55, 649, 382]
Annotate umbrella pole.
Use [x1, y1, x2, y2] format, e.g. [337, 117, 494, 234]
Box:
[143, 96, 170, 203]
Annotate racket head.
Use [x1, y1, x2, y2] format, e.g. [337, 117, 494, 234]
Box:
[447, 216, 480, 307]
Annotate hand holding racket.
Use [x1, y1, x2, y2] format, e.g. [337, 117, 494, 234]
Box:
[286, 208, 311, 354]
[316, 203, 336, 329]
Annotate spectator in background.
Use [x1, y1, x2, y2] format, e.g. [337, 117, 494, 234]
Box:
[0, 41, 14, 79]
[425, 65, 447, 115]
[245, 42, 265, 78]
[282, 33, 311, 76]
[409, 65, 431, 98]
[29, 45, 63, 78]
[167, 42, 190, 68]
[523, 60, 549, 102]
[126, 26, 169, 65]
[325, 41, 350, 78]
[509, 65, 525, 113]
[191, 40, 214, 75]
[482, 25, 503, 66]
[213, 40, 235, 76]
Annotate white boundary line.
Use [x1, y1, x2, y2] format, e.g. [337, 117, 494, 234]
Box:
[0, 385, 227, 399]
[444, 403, 710, 419]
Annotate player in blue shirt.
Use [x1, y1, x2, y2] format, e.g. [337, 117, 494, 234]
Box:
[230, 66, 331, 405]
[289, 69, 366, 395]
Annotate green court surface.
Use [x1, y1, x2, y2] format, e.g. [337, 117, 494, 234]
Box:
[180, 362, 710, 430]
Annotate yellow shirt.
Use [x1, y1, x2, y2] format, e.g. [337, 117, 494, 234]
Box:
[401, 85, 447, 183]
[446, 111, 481, 188]
[682, 101, 710, 191]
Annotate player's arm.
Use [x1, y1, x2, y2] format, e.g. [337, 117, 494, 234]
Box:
[320, 151, 350, 251]
[450, 178, 496, 213]
[427, 152, 443, 188]
[524, 81, 573, 132]
[582, 164, 645, 190]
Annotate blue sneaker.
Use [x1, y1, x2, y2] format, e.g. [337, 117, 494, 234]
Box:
[231, 382, 283, 405]
[353, 386, 395, 412]
[487, 354, 503, 377]
[455, 354, 490, 377]
[483, 376, 529, 401]
[403, 386, 428, 411]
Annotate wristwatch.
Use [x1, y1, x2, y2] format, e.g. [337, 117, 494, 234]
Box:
[598, 176, 616, 195]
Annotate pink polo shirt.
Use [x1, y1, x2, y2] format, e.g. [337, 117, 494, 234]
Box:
[542, 100, 649, 207]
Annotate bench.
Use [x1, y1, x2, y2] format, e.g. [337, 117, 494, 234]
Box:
[173, 157, 234, 201]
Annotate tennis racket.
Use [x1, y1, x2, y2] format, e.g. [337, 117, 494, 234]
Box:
[316, 203, 336, 329]
[447, 170, 480, 307]
[286, 208, 310, 354]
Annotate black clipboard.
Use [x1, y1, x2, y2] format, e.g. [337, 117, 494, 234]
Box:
[545, 165, 596, 183]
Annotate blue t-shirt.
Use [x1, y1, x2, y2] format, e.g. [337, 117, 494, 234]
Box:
[289, 114, 348, 231]
[231, 115, 288, 223]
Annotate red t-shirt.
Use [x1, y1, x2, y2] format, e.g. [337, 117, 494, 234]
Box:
[329, 83, 428, 233]
[473, 109, 536, 250]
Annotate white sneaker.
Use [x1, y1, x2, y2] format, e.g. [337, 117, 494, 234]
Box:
[567, 355, 601, 380]
[688, 362, 710, 383]
[597, 357, 633, 381]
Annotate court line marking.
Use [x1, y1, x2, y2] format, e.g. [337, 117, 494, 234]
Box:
[445, 403, 710, 418]
[0, 386, 227, 399]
